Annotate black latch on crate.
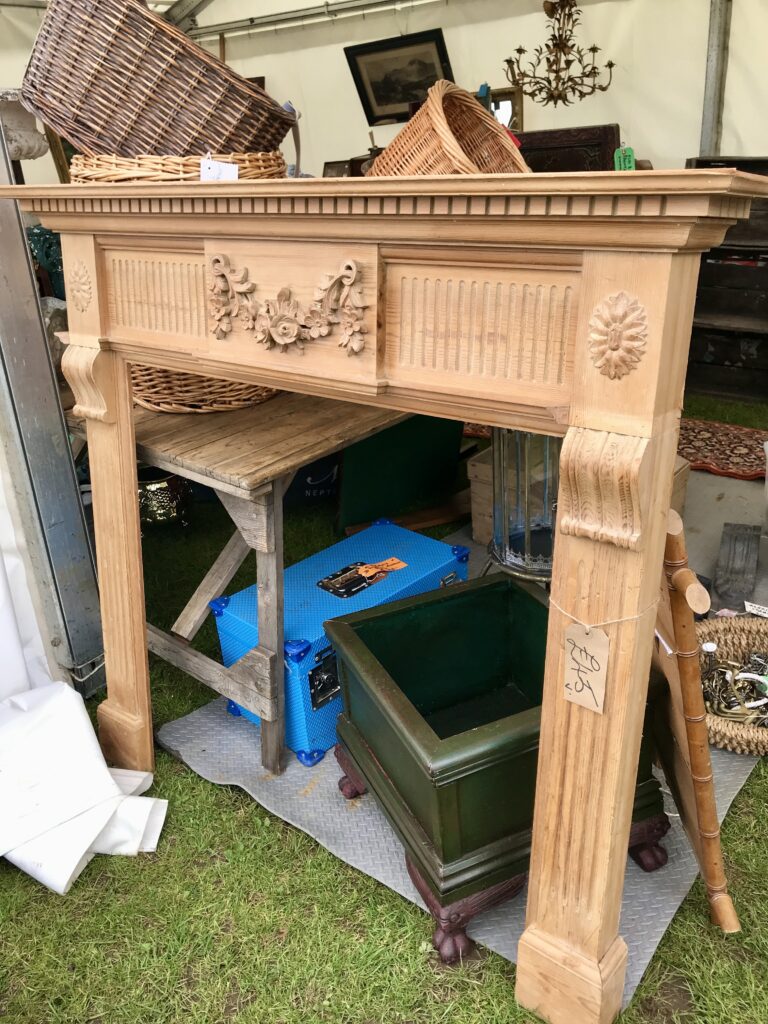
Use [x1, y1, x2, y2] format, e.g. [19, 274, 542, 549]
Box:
[309, 647, 340, 710]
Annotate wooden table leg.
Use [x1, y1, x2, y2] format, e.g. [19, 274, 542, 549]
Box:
[257, 477, 286, 775]
[218, 477, 288, 775]
[516, 250, 702, 1024]
[62, 346, 153, 770]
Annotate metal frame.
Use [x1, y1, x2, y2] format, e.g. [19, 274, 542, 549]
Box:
[0, 126, 104, 694]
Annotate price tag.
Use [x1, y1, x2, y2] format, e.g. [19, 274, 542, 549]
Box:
[613, 145, 636, 171]
[563, 624, 609, 714]
[200, 157, 239, 182]
[745, 601, 768, 619]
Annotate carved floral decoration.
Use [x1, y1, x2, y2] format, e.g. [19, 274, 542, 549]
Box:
[588, 291, 648, 380]
[209, 255, 368, 355]
[68, 261, 93, 314]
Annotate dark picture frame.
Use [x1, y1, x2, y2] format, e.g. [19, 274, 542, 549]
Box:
[344, 29, 454, 126]
[323, 160, 352, 178]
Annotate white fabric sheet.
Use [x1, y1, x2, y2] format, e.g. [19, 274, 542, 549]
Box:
[0, 461, 167, 893]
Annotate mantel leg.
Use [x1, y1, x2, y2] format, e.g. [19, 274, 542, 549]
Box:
[515, 250, 701, 1024]
[62, 346, 153, 771]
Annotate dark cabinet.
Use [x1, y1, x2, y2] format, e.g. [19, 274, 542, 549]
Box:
[686, 156, 768, 401]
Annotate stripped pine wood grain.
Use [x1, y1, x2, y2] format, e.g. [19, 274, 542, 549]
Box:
[38, 170, 768, 1024]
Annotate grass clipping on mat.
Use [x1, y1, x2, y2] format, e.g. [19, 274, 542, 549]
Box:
[2, 500, 767, 1024]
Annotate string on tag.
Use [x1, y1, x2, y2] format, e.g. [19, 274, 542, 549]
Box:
[549, 596, 659, 635]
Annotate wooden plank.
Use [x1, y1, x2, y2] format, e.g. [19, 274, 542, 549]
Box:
[69, 392, 406, 496]
[257, 477, 287, 774]
[171, 529, 251, 641]
[146, 623, 275, 720]
[218, 490, 272, 553]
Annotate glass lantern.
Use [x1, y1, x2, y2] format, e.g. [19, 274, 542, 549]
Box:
[491, 428, 562, 582]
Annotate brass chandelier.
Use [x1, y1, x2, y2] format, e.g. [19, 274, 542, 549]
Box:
[504, 0, 615, 107]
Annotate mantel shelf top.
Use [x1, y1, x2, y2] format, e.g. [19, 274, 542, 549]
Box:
[3, 168, 768, 202]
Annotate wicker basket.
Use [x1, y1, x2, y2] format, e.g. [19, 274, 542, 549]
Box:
[367, 80, 530, 177]
[130, 365, 278, 415]
[697, 617, 768, 756]
[70, 151, 287, 184]
[21, 0, 296, 157]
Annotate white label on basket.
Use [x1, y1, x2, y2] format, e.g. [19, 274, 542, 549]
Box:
[200, 158, 239, 182]
[745, 601, 768, 619]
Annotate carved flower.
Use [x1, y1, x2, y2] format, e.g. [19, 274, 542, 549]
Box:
[303, 306, 331, 340]
[339, 306, 368, 354]
[269, 312, 302, 347]
[588, 291, 648, 380]
[68, 261, 93, 314]
[239, 302, 260, 331]
[253, 311, 272, 345]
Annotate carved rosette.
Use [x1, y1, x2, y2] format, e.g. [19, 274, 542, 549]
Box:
[588, 291, 648, 380]
[208, 255, 368, 355]
[68, 261, 93, 314]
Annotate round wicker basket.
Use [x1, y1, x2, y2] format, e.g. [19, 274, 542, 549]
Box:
[367, 80, 530, 177]
[70, 151, 287, 184]
[697, 616, 768, 756]
[129, 366, 278, 415]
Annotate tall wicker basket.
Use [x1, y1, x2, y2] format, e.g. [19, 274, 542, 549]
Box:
[21, 0, 296, 157]
[367, 80, 530, 177]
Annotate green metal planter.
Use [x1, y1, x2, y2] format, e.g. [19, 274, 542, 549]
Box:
[325, 574, 670, 963]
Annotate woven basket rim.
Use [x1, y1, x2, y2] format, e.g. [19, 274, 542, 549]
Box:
[70, 150, 287, 183]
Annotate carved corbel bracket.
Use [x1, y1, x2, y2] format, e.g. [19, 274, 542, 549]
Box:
[61, 345, 116, 424]
[559, 427, 649, 550]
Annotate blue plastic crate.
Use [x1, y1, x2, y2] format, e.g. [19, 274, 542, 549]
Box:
[211, 521, 469, 765]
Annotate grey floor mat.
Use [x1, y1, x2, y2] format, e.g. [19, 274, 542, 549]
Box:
[157, 698, 756, 1008]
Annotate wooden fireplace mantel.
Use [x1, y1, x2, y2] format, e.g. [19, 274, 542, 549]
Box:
[4, 169, 766, 1024]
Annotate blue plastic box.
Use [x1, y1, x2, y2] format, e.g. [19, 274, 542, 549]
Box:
[211, 521, 469, 765]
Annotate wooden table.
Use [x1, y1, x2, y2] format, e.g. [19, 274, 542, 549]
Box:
[67, 391, 404, 772]
[6, 171, 767, 1024]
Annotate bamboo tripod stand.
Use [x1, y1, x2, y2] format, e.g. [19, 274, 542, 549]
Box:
[659, 510, 741, 934]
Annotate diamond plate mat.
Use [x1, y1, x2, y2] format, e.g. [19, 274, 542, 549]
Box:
[157, 697, 756, 1008]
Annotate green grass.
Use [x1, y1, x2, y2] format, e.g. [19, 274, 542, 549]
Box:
[683, 394, 768, 431]
[2, 487, 767, 1023]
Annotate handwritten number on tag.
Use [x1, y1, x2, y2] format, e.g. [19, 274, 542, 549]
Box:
[563, 624, 609, 714]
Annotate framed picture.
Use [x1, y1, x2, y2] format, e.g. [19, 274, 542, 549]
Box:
[488, 87, 524, 134]
[323, 160, 352, 178]
[344, 29, 454, 126]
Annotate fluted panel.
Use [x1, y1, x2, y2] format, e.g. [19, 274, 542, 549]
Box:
[390, 270, 576, 390]
[107, 254, 207, 339]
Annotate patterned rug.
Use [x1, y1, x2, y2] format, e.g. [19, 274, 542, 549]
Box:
[677, 419, 767, 480]
[465, 419, 768, 481]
